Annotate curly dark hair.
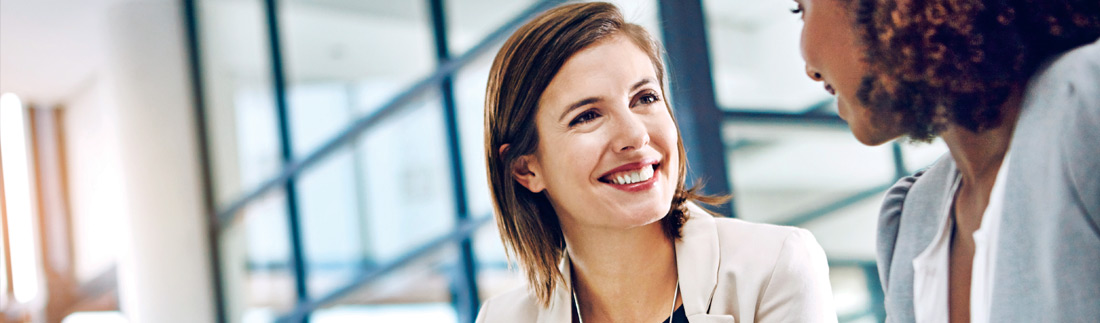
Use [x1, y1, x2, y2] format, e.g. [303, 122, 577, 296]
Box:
[854, 0, 1100, 141]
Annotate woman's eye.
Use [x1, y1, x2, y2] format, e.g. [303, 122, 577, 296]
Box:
[633, 92, 660, 107]
[569, 110, 600, 127]
[791, 3, 803, 14]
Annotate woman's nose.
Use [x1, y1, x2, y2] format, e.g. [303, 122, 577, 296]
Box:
[805, 65, 824, 82]
[612, 113, 650, 152]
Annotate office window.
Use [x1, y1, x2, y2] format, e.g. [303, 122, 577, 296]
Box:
[218, 189, 297, 323]
[702, 0, 825, 112]
[188, 0, 958, 322]
[443, 0, 536, 55]
[279, 0, 437, 157]
[196, 0, 284, 209]
[296, 92, 459, 298]
[309, 243, 460, 322]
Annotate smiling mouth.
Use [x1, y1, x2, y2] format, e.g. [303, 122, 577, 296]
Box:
[599, 163, 659, 185]
[824, 84, 836, 95]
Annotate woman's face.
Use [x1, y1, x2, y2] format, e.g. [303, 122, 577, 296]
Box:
[514, 34, 679, 231]
[796, 0, 902, 145]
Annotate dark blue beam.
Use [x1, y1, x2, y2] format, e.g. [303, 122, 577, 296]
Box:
[659, 0, 735, 217]
[427, 0, 481, 321]
[722, 110, 849, 128]
[181, 0, 228, 321]
[261, 0, 310, 319]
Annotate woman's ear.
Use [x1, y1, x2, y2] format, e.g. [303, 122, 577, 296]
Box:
[510, 154, 545, 193]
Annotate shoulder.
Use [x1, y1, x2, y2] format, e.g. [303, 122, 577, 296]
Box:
[877, 154, 955, 244]
[711, 217, 820, 257]
[876, 154, 954, 287]
[710, 218, 837, 321]
[1023, 38, 1100, 129]
[1018, 38, 1100, 221]
[1033, 38, 1100, 91]
[711, 217, 829, 289]
[475, 286, 540, 323]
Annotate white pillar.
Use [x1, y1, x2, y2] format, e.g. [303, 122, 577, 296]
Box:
[105, 1, 216, 322]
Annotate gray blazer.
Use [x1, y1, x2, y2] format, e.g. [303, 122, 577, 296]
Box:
[877, 39, 1100, 322]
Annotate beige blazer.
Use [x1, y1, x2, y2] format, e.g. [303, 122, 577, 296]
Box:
[476, 204, 838, 322]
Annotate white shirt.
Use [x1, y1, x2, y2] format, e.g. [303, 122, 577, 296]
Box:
[911, 156, 1011, 323]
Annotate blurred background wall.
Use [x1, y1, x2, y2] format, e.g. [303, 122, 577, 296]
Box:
[0, 0, 948, 322]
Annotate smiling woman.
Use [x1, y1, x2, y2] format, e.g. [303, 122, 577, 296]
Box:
[477, 2, 838, 322]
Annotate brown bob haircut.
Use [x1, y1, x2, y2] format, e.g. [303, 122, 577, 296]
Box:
[483, 2, 720, 307]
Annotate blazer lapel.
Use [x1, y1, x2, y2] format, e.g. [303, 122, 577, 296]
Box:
[677, 203, 735, 323]
[538, 204, 735, 323]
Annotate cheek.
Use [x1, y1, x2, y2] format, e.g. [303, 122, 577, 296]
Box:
[652, 113, 680, 169]
[647, 110, 675, 141]
[541, 135, 599, 181]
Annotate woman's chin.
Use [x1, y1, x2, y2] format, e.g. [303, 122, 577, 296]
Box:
[608, 204, 672, 228]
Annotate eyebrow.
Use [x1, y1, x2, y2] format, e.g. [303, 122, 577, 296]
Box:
[557, 78, 656, 122]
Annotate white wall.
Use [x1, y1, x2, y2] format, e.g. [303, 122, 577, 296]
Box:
[103, 1, 216, 322]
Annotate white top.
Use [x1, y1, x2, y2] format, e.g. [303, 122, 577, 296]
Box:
[911, 156, 1011, 323]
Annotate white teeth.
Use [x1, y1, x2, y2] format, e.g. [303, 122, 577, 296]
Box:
[609, 166, 655, 185]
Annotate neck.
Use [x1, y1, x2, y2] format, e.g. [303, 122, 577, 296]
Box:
[939, 91, 1022, 229]
[940, 93, 1022, 190]
[563, 220, 679, 322]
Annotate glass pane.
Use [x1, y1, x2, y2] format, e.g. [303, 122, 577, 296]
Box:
[196, 0, 283, 209]
[724, 123, 896, 224]
[297, 146, 363, 297]
[724, 122, 893, 261]
[702, 0, 827, 111]
[445, 0, 657, 55]
[829, 266, 876, 320]
[279, 0, 437, 157]
[357, 95, 457, 262]
[608, 0, 661, 38]
[308, 244, 459, 323]
[219, 189, 297, 323]
[474, 216, 524, 301]
[452, 48, 495, 220]
[444, 0, 536, 55]
[298, 93, 458, 298]
[801, 193, 883, 260]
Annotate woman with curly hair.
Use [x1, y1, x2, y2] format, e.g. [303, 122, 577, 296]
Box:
[476, 2, 838, 322]
[793, 0, 1099, 321]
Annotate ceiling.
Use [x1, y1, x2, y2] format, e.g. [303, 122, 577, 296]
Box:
[0, 0, 125, 107]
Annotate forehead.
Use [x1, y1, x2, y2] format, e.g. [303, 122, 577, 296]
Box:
[539, 35, 658, 105]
